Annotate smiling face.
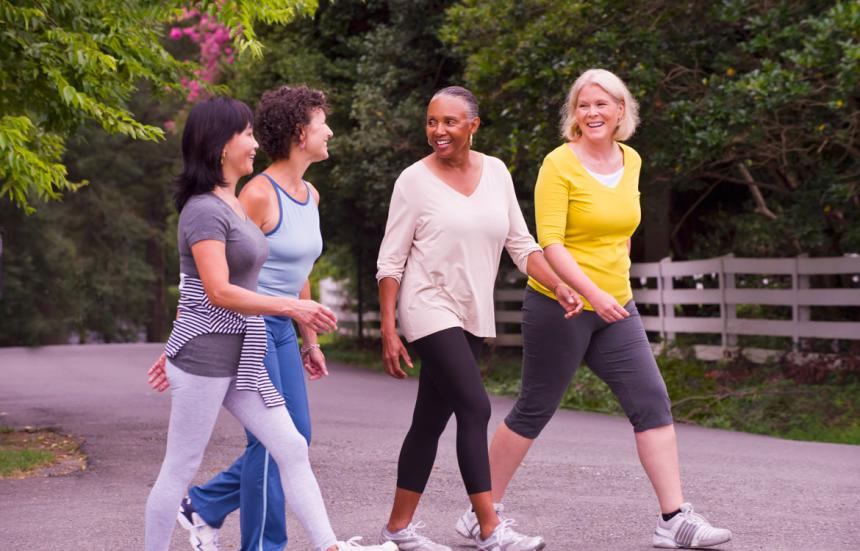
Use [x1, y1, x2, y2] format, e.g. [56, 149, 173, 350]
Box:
[300, 108, 334, 162]
[425, 95, 479, 160]
[223, 124, 258, 177]
[574, 83, 625, 144]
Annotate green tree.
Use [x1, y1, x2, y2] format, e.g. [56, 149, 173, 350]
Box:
[0, 0, 317, 211]
[231, 0, 460, 337]
[442, 0, 860, 259]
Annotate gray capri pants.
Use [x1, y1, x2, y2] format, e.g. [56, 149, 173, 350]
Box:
[505, 286, 673, 438]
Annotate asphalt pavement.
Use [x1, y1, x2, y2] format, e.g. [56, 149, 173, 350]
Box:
[1, 343, 858, 550]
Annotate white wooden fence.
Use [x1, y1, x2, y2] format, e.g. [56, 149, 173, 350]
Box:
[321, 255, 860, 355]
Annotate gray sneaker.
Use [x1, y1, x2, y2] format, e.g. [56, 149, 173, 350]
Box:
[653, 503, 732, 548]
[455, 502, 505, 539]
[381, 521, 452, 551]
[474, 518, 545, 551]
[176, 496, 220, 551]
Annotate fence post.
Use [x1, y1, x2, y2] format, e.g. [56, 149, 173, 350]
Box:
[794, 253, 810, 350]
[721, 254, 737, 351]
[659, 257, 675, 344]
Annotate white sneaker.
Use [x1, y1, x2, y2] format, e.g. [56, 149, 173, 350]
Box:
[653, 503, 732, 548]
[337, 536, 399, 550]
[381, 521, 452, 550]
[474, 518, 545, 551]
[455, 502, 506, 539]
[176, 496, 220, 551]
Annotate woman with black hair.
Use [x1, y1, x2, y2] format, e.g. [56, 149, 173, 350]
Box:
[376, 86, 582, 551]
[143, 96, 395, 551]
[168, 86, 337, 551]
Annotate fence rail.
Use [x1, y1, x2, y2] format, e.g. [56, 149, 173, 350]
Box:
[320, 255, 860, 355]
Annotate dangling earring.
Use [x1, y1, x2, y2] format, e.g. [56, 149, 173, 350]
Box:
[220, 149, 226, 166]
[469, 134, 474, 147]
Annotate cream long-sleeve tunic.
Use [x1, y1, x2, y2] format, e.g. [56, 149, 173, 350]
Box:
[376, 154, 542, 342]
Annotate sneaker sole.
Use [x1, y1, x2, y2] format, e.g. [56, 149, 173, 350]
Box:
[653, 533, 732, 549]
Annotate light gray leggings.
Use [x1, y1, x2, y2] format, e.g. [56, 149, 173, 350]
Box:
[144, 361, 337, 551]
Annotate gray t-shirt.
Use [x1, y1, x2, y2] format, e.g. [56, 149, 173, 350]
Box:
[171, 193, 269, 377]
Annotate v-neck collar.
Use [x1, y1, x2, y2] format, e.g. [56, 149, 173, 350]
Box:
[565, 142, 629, 190]
[420, 153, 486, 199]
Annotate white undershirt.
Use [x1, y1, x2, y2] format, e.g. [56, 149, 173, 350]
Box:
[585, 165, 625, 188]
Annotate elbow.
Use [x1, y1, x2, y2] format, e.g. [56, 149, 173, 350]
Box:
[206, 286, 231, 309]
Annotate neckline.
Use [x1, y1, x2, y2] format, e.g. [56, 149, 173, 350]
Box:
[565, 142, 628, 189]
[262, 173, 310, 205]
[420, 153, 485, 199]
[209, 191, 249, 222]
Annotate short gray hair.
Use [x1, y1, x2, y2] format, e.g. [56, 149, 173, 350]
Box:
[431, 86, 479, 119]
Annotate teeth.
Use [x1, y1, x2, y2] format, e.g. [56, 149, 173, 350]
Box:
[587, 122, 604, 127]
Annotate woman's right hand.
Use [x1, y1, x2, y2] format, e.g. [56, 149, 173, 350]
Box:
[285, 299, 338, 333]
[147, 353, 169, 392]
[381, 328, 413, 379]
[586, 288, 630, 323]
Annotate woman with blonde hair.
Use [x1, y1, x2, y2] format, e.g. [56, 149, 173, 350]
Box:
[454, 69, 733, 549]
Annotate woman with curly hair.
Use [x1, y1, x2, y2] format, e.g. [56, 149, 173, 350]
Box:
[148, 87, 393, 551]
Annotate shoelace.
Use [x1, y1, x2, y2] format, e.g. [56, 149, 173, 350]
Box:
[679, 506, 710, 526]
[397, 521, 434, 543]
[340, 536, 368, 549]
[493, 518, 526, 544]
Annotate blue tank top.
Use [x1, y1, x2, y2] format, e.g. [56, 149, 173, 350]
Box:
[256, 173, 323, 298]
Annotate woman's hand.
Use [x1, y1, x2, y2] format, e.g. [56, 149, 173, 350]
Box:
[586, 288, 630, 323]
[286, 299, 338, 334]
[302, 347, 329, 381]
[554, 283, 584, 319]
[381, 328, 413, 379]
[147, 353, 169, 392]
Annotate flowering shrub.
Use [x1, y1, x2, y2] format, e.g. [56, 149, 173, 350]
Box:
[169, 7, 235, 101]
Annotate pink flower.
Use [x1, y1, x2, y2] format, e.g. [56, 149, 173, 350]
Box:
[164, 120, 176, 133]
[169, 27, 183, 40]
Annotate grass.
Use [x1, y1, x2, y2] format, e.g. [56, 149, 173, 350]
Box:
[0, 448, 56, 476]
[323, 336, 860, 445]
[0, 425, 86, 478]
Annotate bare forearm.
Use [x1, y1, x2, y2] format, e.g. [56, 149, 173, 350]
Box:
[543, 244, 602, 298]
[524, 251, 564, 293]
[297, 280, 317, 345]
[378, 277, 400, 333]
[205, 283, 293, 317]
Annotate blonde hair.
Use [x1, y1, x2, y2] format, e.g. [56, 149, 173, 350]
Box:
[560, 68, 639, 141]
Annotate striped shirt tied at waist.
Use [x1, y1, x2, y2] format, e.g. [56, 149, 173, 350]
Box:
[164, 275, 284, 408]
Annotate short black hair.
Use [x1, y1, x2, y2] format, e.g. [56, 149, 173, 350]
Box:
[255, 85, 329, 161]
[174, 96, 253, 212]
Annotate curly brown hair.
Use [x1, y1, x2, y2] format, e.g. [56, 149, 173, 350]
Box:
[254, 85, 330, 161]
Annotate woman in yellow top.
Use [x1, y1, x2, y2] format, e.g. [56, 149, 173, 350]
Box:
[454, 69, 733, 550]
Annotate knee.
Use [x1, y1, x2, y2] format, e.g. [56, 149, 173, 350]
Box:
[455, 394, 491, 430]
[626, 381, 673, 433]
[504, 395, 556, 439]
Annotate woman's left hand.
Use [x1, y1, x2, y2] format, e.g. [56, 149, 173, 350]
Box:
[303, 347, 329, 380]
[554, 283, 584, 319]
[147, 353, 170, 392]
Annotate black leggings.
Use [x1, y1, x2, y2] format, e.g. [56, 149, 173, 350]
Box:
[396, 327, 491, 495]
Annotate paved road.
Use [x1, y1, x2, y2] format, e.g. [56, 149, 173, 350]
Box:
[1, 343, 858, 550]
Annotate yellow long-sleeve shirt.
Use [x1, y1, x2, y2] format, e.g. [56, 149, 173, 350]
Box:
[527, 142, 642, 310]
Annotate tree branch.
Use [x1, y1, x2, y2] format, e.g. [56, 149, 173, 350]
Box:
[737, 163, 778, 220]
